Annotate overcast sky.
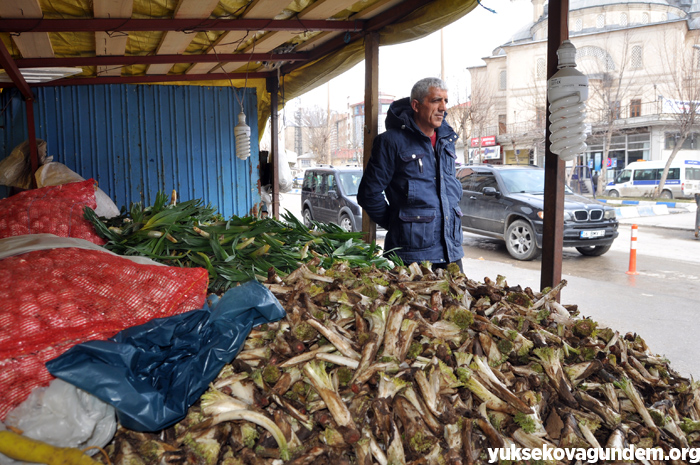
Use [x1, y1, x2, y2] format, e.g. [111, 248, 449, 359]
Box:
[285, 0, 533, 116]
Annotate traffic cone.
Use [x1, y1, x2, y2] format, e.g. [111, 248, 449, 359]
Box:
[626, 224, 639, 275]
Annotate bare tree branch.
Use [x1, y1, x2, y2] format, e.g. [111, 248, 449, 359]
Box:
[653, 35, 700, 198]
[466, 70, 498, 164]
[301, 106, 334, 165]
[578, 30, 644, 196]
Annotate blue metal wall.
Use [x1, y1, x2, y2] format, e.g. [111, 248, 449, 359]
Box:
[0, 84, 260, 218]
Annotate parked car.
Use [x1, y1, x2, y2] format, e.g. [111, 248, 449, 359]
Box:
[457, 164, 619, 260]
[301, 166, 363, 232]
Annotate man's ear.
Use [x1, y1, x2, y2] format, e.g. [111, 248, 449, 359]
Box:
[410, 99, 420, 112]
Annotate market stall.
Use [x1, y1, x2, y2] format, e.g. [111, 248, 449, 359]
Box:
[4, 1, 680, 463]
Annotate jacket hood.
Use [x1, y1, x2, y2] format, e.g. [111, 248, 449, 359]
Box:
[385, 97, 456, 137]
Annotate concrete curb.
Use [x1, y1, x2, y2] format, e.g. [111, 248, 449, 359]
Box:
[614, 204, 669, 219]
[599, 199, 697, 218]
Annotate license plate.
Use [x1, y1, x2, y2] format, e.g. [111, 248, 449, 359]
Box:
[580, 230, 605, 238]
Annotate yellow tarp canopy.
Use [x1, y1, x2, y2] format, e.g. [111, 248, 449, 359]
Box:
[1, 0, 478, 138]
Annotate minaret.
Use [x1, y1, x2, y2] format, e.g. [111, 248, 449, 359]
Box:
[532, 0, 545, 22]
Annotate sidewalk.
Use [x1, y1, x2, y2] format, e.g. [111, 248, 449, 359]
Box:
[591, 198, 698, 232]
[617, 210, 697, 232]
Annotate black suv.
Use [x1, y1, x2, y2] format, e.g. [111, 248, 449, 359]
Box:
[301, 166, 363, 232]
[458, 165, 619, 260]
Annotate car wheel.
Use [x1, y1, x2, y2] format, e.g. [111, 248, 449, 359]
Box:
[660, 189, 673, 199]
[303, 208, 313, 228]
[576, 245, 611, 256]
[608, 189, 620, 198]
[505, 219, 540, 261]
[339, 213, 354, 232]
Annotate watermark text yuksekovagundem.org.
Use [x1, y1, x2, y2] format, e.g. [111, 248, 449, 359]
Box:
[488, 444, 700, 463]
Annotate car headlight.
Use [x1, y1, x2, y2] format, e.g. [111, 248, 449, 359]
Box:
[604, 210, 616, 220]
[538, 211, 575, 222]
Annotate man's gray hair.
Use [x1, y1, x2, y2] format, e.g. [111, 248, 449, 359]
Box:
[410, 77, 448, 103]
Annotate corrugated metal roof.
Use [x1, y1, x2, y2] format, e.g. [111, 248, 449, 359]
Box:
[1, 84, 260, 217]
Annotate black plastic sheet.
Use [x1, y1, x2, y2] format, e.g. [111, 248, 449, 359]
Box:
[46, 280, 286, 432]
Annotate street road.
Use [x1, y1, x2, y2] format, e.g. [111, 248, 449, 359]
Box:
[279, 193, 700, 378]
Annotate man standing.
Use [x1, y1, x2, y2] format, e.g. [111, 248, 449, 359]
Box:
[592, 170, 599, 199]
[358, 77, 464, 271]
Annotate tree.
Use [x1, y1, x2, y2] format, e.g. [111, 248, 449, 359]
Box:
[653, 38, 700, 199]
[517, 66, 548, 169]
[446, 78, 471, 146]
[578, 32, 642, 197]
[446, 101, 470, 152]
[465, 71, 497, 164]
[301, 105, 333, 165]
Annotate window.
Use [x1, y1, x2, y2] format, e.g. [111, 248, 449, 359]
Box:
[596, 14, 605, 28]
[665, 132, 700, 149]
[631, 45, 643, 69]
[630, 99, 641, 117]
[615, 170, 631, 183]
[458, 168, 475, 190]
[498, 114, 507, 134]
[686, 167, 700, 181]
[628, 133, 651, 161]
[633, 168, 655, 181]
[620, 13, 628, 26]
[575, 18, 583, 31]
[642, 12, 649, 24]
[499, 70, 507, 90]
[536, 58, 546, 80]
[325, 174, 336, 193]
[663, 168, 680, 180]
[472, 173, 498, 193]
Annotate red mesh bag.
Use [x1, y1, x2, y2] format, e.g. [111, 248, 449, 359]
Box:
[0, 247, 209, 419]
[0, 179, 106, 245]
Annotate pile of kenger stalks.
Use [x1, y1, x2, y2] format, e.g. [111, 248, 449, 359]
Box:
[99, 260, 700, 465]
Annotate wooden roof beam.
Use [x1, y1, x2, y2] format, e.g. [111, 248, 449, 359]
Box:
[218, 0, 359, 74]
[0, 38, 33, 99]
[187, 0, 303, 75]
[0, 0, 53, 59]
[147, 0, 221, 75]
[94, 0, 133, 77]
[282, 0, 425, 75]
[0, 18, 361, 33]
[15, 53, 308, 68]
[0, 71, 273, 88]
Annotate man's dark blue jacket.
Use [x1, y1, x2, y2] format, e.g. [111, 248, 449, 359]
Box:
[357, 97, 464, 266]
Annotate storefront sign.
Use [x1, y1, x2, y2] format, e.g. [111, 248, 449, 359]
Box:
[469, 146, 501, 162]
[662, 98, 700, 115]
[470, 135, 496, 147]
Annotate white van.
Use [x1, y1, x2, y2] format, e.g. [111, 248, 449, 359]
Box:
[605, 158, 700, 199]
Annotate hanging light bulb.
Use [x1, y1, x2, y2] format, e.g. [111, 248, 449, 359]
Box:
[547, 40, 589, 162]
[234, 110, 251, 161]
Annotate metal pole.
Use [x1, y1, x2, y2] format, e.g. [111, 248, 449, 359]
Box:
[267, 76, 280, 219]
[362, 32, 379, 244]
[540, 0, 569, 292]
[25, 98, 39, 189]
[695, 193, 699, 238]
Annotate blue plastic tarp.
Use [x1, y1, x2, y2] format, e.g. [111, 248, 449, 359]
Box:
[46, 280, 286, 432]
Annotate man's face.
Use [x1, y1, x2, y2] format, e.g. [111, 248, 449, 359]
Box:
[412, 87, 448, 132]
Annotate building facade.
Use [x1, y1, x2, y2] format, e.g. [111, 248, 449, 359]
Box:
[284, 93, 395, 169]
[468, 0, 700, 182]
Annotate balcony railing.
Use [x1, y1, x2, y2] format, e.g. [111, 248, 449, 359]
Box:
[472, 99, 674, 140]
